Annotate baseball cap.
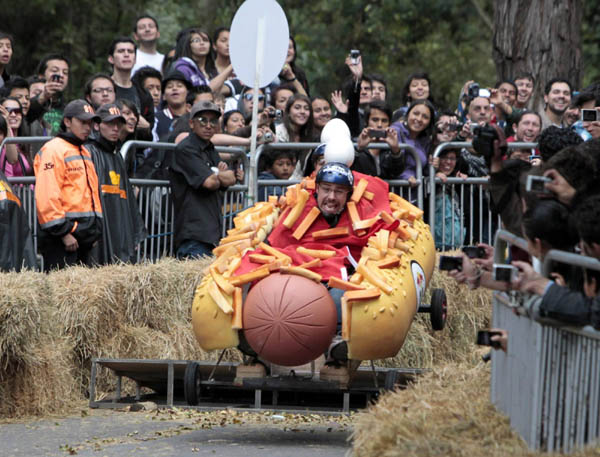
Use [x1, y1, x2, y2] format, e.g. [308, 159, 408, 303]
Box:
[190, 100, 221, 119]
[95, 103, 126, 123]
[161, 70, 192, 92]
[63, 99, 101, 122]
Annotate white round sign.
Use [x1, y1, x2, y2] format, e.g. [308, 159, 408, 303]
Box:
[229, 0, 290, 88]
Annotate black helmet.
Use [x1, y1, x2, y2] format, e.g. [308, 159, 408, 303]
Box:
[315, 162, 354, 187]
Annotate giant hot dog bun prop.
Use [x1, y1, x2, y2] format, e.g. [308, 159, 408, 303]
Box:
[191, 172, 435, 363]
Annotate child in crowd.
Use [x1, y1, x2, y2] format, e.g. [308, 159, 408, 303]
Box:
[257, 149, 297, 202]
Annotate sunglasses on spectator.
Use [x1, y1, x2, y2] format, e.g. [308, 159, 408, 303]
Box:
[5, 107, 22, 115]
[243, 93, 265, 102]
[193, 116, 219, 127]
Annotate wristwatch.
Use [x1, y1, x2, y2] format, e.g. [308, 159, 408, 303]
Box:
[211, 166, 219, 176]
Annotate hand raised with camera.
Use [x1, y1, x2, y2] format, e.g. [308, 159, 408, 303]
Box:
[280, 63, 296, 82]
[511, 260, 551, 295]
[384, 127, 400, 155]
[472, 243, 494, 271]
[345, 55, 363, 82]
[543, 169, 575, 205]
[489, 328, 508, 352]
[357, 128, 371, 150]
[258, 107, 275, 127]
[38, 77, 64, 104]
[331, 90, 348, 114]
[460, 120, 474, 140]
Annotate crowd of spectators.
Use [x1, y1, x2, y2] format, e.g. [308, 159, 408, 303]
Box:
[1, 11, 600, 319]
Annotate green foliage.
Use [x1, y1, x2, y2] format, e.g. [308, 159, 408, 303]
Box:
[0, 0, 590, 109]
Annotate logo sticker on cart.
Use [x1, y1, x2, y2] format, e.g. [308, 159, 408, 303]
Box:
[411, 261, 426, 310]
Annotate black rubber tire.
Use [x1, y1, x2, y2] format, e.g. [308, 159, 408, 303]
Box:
[384, 369, 398, 391]
[184, 361, 201, 406]
[430, 288, 447, 331]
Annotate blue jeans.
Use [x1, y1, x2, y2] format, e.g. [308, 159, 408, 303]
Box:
[176, 240, 214, 259]
[328, 287, 344, 332]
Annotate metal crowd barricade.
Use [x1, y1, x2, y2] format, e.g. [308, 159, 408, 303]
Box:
[254, 142, 424, 208]
[120, 141, 249, 260]
[429, 141, 537, 249]
[491, 229, 600, 453]
[0, 136, 52, 154]
[5, 138, 249, 263]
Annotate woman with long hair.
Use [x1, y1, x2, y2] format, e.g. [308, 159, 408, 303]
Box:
[278, 36, 309, 96]
[275, 94, 315, 179]
[393, 72, 435, 121]
[212, 27, 231, 76]
[0, 97, 33, 176]
[275, 93, 314, 143]
[173, 28, 233, 94]
[391, 99, 435, 185]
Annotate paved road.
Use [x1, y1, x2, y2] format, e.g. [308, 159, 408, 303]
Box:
[1, 408, 352, 457]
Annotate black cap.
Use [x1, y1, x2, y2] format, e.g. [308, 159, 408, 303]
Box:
[95, 103, 126, 123]
[161, 70, 192, 92]
[190, 100, 221, 119]
[62, 99, 101, 122]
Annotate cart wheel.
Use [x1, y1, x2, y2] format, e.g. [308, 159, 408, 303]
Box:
[430, 288, 447, 331]
[184, 361, 201, 406]
[384, 369, 398, 391]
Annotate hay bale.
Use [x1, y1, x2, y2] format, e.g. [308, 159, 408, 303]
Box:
[351, 362, 531, 457]
[0, 337, 78, 418]
[118, 258, 207, 332]
[0, 271, 52, 373]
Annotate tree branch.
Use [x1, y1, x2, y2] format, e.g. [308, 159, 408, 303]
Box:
[470, 0, 493, 31]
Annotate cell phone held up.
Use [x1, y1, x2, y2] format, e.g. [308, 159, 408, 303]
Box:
[368, 129, 386, 140]
[439, 255, 462, 271]
[525, 175, 552, 195]
[476, 330, 502, 349]
[462, 246, 486, 259]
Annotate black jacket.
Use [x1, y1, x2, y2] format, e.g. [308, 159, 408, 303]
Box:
[0, 170, 37, 271]
[488, 159, 532, 237]
[540, 283, 600, 329]
[169, 133, 228, 249]
[86, 132, 146, 264]
[352, 149, 405, 179]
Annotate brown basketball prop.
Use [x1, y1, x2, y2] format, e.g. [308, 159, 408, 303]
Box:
[243, 273, 337, 366]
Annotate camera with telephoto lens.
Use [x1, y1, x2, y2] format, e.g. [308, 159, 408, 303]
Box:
[472, 123, 501, 165]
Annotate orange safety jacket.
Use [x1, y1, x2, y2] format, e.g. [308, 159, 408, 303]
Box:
[34, 133, 103, 246]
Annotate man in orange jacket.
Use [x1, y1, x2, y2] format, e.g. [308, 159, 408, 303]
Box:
[34, 99, 103, 271]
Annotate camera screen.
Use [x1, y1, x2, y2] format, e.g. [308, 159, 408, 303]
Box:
[582, 109, 598, 123]
[494, 265, 515, 282]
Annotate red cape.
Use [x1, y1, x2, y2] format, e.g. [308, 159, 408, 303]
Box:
[235, 171, 396, 281]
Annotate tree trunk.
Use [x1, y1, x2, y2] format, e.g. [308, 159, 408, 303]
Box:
[493, 0, 582, 113]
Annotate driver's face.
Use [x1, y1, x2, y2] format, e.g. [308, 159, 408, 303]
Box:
[316, 182, 351, 216]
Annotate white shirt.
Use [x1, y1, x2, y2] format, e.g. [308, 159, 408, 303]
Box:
[132, 49, 165, 75]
